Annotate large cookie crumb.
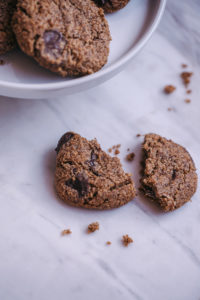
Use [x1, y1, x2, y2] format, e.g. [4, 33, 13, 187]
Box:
[181, 72, 193, 87]
[126, 152, 135, 162]
[122, 234, 133, 247]
[88, 222, 99, 233]
[164, 85, 176, 94]
[61, 229, 72, 235]
[184, 99, 191, 104]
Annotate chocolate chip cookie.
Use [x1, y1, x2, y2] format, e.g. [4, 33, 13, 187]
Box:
[0, 0, 17, 55]
[55, 132, 136, 209]
[12, 0, 111, 77]
[93, 0, 130, 13]
[140, 134, 198, 212]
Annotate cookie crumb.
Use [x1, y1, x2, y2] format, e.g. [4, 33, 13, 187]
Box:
[167, 107, 173, 111]
[164, 85, 176, 94]
[61, 229, 72, 235]
[186, 89, 192, 94]
[88, 222, 99, 233]
[184, 99, 191, 104]
[181, 72, 193, 87]
[106, 241, 111, 245]
[122, 234, 133, 247]
[108, 144, 121, 154]
[127, 148, 130, 152]
[126, 152, 135, 162]
[136, 134, 141, 137]
[181, 63, 188, 68]
[114, 149, 120, 155]
[0, 59, 5, 65]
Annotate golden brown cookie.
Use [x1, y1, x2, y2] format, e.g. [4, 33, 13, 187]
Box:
[0, 0, 17, 55]
[93, 0, 130, 13]
[12, 0, 111, 77]
[55, 132, 136, 209]
[140, 134, 198, 212]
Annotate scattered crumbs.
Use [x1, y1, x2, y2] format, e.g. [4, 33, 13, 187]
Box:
[181, 63, 188, 68]
[180, 71, 193, 87]
[114, 149, 120, 155]
[61, 229, 72, 235]
[0, 59, 5, 65]
[186, 89, 192, 94]
[108, 144, 121, 154]
[136, 134, 141, 138]
[126, 152, 135, 162]
[184, 99, 191, 104]
[167, 107, 173, 111]
[164, 85, 176, 94]
[106, 241, 112, 245]
[88, 222, 99, 233]
[122, 234, 133, 247]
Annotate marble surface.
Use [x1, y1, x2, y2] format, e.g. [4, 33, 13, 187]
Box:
[0, 0, 200, 299]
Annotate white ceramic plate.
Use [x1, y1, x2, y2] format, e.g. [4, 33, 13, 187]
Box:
[0, 0, 166, 99]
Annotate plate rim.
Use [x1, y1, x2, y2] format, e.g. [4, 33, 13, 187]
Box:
[0, 0, 166, 92]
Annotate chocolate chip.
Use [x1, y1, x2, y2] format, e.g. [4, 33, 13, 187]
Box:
[44, 30, 62, 49]
[65, 173, 89, 197]
[43, 30, 66, 57]
[85, 150, 98, 167]
[89, 150, 98, 166]
[55, 132, 74, 153]
[172, 170, 176, 180]
[73, 168, 77, 174]
[94, 0, 113, 7]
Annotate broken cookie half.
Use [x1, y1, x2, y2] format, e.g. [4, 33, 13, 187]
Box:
[55, 132, 136, 209]
[140, 134, 197, 212]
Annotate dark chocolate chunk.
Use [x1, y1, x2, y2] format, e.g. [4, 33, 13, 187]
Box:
[94, 0, 112, 6]
[44, 30, 63, 50]
[93, 0, 129, 13]
[88, 150, 97, 167]
[65, 173, 89, 197]
[55, 132, 74, 153]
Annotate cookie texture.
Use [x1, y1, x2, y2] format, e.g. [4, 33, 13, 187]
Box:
[93, 0, 130, 13]
[0, 0, 17, 55]
[141, 134, 198, 212]
[12, 0, 111, 77]
[55, 132, 136, 209]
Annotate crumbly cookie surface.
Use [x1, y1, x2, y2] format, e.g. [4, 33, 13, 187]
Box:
[93, 0, 130, 13]
[141, 133, 198, 212]
[12, 0, 111, 77]
[0, 0, 17, 55]
[55, 132, 136, 209]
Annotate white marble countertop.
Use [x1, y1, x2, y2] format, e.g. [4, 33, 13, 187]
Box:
[0, 1, 200, 299]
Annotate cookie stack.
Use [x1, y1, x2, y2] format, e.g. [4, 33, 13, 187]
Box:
[0, 0, 130, 77]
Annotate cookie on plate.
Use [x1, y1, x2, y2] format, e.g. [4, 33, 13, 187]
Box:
[55, 132, 136, 209]
[12, 0, 111, 77]
[0, 0, 17, 55]
[140, 133, 198, 212]
[93, 0, 130, 13]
